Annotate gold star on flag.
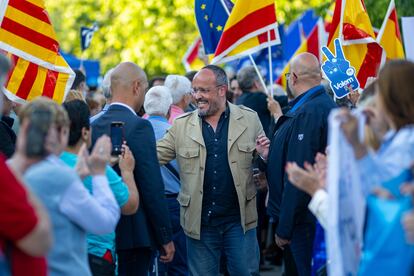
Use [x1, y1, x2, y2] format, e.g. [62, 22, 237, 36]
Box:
[216, 25, 223, 31]
[210, 22, 214, 28]
[201, 4, 206, 10]
[204, 15, 208, 21]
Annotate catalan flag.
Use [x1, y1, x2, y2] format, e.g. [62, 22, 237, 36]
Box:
[182, 37, 207, 72]
[326, 0, 384, 88]
[376, 0, 405, 60]
[0, 0, 74, 104]
[276, 18, 327, 89]
[212, 0, 281, 64]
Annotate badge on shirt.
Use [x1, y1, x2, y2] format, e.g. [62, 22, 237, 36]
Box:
[298, 134, 304, 141]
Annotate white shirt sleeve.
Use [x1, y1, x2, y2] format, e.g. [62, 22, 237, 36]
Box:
[308, 189, 328, 230]
[59, 175, 120, 235]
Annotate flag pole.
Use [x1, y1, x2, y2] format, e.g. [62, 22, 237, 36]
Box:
[219, 0, 269, 94]
[267, 30, 274, 98]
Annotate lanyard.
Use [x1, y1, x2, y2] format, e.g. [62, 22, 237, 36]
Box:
[288, 85, 323, 114]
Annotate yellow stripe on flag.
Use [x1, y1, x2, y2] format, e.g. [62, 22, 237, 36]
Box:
[27, 66, 47, 101]
[0, 29, 58, 65]
[6, 57, 29, 94]
[343, 0, 375, 38]
[381, 20, 405, 59]
[224, 0, 275, 29]
[5, 6, 57, 41]
[52, 72, 69, 103]
[25, 0, 45, 9]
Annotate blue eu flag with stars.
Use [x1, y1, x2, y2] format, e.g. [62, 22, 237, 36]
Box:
[195, 0, 233, 55]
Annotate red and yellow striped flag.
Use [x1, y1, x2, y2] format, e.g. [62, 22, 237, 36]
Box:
[0, 0, 74, 104]
[327, 0, 384, 88]
[212, 0, 280, 64]
[182, 37, 208, 72]
[277, 18, 327, 89]
[376, 0, 404, 60]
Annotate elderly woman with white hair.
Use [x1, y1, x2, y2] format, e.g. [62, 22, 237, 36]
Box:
[164, 74, 192, 123]
[144, 86, 188, 275]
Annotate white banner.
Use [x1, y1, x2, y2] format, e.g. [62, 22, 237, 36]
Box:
[402, 17, 414, 62]
[326, 110, 366, 276]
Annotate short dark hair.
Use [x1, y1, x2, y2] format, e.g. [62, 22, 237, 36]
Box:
[185, 70, 198, 82]
[237, 66, 259, 91]
[71, 69, 86, 90]
[202, 65, 228, 87]
[149, 76, 166, 88]
[62, 99, 90, 146]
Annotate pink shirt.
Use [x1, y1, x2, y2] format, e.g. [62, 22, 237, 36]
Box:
[168, 105, 185, 124]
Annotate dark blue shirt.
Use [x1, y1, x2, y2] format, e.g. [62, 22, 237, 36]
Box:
[201, 107, 240, 226]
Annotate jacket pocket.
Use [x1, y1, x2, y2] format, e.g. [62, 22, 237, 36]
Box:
[177, 192, 191, 229]
[237, 143, 255, 169]
[245, 184, 257, 225]
[177, 147, 199, 174]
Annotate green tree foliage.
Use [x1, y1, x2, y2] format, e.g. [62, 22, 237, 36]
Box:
[45, 0, 412, 77]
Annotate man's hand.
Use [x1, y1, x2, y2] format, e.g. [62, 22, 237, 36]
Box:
[256, 134, 270, 161]
[267, 95, 282, 121]
[160, 241, 175, 263]
[275, 234, 290, 250]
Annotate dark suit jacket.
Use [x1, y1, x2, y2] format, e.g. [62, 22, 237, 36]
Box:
[0, 116, 16, 158]
[236, 91, 288, 137]
[263, 86, 336, 239]
[91, 104, 172, 250]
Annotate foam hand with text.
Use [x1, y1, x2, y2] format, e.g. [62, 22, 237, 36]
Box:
[322, 39, 359, 98]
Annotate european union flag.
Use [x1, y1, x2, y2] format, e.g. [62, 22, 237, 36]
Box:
[195, 0, 233, 55]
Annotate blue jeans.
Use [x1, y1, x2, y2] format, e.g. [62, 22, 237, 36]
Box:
[289, 223, 316, 276]
[187, 222, 258, 276]
[151, 197, 188, 276]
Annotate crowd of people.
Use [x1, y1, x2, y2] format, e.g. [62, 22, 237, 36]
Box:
[0, 49, 414, 276]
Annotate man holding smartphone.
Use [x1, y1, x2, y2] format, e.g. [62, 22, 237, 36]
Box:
[91, 62, 174, 275]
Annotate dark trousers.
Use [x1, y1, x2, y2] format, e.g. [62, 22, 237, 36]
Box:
[155, 197, 188, 276]
[288, 223, 316, 276]
[88, 254, 115, 276]
[117, 248, 152, 276]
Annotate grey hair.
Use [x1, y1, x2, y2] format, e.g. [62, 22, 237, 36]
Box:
[101, 68, 115, 99]
[237, 66, 259, 91]
[202, 65, 228, 87]
[144, 86, 173, 116]
[164, 75, 191, 104]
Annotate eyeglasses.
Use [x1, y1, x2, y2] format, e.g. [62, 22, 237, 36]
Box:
[190, 85, 223, 95]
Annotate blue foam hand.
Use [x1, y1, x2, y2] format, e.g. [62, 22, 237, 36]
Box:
[321, 39, 360, 98]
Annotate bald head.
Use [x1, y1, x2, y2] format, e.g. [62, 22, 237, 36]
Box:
[110, 62, 148, 111]
[290, 53, 321, 80]
[288, 53, 322, 97]
[111, 62, 147, 93]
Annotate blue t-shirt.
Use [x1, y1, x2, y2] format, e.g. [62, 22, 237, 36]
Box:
[60, 151, 129, 257]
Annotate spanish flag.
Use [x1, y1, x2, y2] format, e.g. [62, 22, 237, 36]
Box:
[376, 0, 405, 60]
[327, 0, 384, 88]
[277, 18, 327, 89]
[0, 0, 74, 104]
[212, 0, 280, 64]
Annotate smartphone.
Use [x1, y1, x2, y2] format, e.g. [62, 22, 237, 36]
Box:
[26, 109, 53, 158]
[110, 121, 124, 156]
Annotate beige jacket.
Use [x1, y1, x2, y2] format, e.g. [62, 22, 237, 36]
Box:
[157, 103, 264, 240]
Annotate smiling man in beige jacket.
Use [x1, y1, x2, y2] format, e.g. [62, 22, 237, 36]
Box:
[157, 65, 269, 276]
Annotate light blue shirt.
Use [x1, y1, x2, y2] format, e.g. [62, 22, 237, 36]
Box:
[60, 151, 129, 258]
[358, 125, 414, 195]
[147, 115, 181, 194]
